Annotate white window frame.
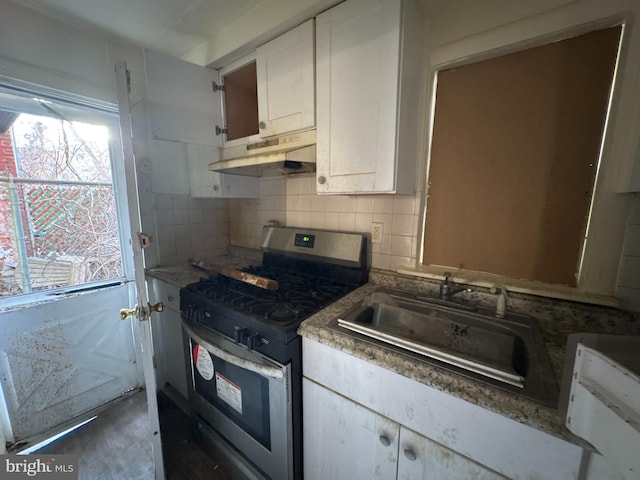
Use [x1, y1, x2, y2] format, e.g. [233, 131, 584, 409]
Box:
[413, 1, 640, 306]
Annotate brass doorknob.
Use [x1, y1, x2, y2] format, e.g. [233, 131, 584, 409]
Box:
[120, 306, 138, 320]
[149, 302, 163, 313]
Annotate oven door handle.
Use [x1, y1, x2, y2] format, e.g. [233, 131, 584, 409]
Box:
[184, 323, 285, 379]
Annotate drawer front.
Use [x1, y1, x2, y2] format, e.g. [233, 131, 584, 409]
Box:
[149, 278, 180, 312]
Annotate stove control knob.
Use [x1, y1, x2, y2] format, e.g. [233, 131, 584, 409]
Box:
[189, 305, 204, 324]
[248, 333, 264, 351]
[234, 326, 249, 344]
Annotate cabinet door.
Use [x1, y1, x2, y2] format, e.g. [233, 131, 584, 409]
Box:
[144, 49, 222, 147]
[256, 19, 315, 137]
[303, 378, 399, 480]
[398, 427, 507, 480]
[161, 307, 188, 399]
[149, 139, 191, 194]
[187, 143, 258, 198]
[149, 279, 188, 399]
[315, 0, 401, 194]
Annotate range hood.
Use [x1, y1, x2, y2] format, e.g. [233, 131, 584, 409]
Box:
[209, 130, 316, 177]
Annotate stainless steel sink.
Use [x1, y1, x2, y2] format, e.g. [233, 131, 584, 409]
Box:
[334, 287, 559, 407]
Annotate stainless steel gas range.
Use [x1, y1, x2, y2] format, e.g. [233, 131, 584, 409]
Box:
[180, 226, 368, 480]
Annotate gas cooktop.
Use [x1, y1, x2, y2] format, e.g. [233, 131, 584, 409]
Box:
[180, 227, 369, 361]
[183, 265, 357, 327]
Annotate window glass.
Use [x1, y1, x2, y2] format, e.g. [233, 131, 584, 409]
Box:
[1, 104, 123, 298]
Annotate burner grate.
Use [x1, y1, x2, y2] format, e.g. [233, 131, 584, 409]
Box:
[185, 266, 356, 327]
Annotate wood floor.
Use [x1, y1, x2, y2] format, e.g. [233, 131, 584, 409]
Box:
[37, 389, 228, 480]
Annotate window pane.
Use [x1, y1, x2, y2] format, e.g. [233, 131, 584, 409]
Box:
[1, 111, 123, 297]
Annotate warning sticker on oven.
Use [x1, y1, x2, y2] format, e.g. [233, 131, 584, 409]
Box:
[215, 372, 243, 414]
[193, 344, 214, 381]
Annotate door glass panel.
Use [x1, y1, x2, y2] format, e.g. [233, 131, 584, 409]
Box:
[0, 103, 123, 299]
[224, 61, 259, 141]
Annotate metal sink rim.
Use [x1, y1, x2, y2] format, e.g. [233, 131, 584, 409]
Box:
[331, 287, 560, 407]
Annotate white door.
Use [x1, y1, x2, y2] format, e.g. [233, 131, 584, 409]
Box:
[0, 286, 139, 443]
[114, 61, 165, 479]
[0, 72, 164, 477]
[0, 75, 156, 454]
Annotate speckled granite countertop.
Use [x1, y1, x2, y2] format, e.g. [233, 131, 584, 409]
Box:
[298, 269, 640, 445]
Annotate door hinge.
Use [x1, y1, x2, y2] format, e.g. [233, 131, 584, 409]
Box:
[137, 232, 153, 249]
[215, 125, 228, 136]
[212, 81, 225, 92]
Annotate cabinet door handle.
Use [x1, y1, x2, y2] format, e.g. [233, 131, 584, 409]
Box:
[167, 295, 174, 302]
[404, 448, 417, 461]
[379, 435, 391, 447]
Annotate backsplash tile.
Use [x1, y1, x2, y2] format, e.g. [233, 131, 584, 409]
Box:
[617, 195, 640, 311]
[153, 193, 228, 266]
[227, 173, 422, 270]
[229, 177, 286, 249]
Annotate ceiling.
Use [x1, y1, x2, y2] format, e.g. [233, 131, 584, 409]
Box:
[9, 0, 265, 59]
[7, 0, 579, 67]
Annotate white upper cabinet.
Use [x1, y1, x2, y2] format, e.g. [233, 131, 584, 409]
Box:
[256, 19, 315, 138]
[146, 21, 315, 150]
[144, 50, 221, 147]
[143, 50, 257, 197]
[187, 143, 258, 198]
[315, 0, 425, 194]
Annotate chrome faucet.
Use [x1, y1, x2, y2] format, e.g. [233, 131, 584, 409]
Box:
[439, 272, 469, 300]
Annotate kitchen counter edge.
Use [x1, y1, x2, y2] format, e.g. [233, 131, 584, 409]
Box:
[297, 281, 583, 446]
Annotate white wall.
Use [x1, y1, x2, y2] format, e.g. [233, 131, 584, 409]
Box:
[182, 0, 342, 67]
[0, 0, 133, 104]
[424, 0, 577, 46]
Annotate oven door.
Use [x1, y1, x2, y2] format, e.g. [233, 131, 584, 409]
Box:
[182, 322, 292, 480]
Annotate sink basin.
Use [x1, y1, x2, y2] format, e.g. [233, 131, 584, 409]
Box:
[334, 287, 559, 407]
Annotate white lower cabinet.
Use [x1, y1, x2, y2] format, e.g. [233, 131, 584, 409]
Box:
[148, 278, 188, 399]
[302, 338, 627, 480]
[304, 378, 505, 480]
[303, 378, 399, 479]
[397, 427, 506, 480]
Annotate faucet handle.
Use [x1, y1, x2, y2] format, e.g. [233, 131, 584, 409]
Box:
[443, 272, 451, 282]
[490, 286, 508, 318]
